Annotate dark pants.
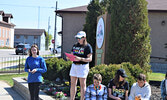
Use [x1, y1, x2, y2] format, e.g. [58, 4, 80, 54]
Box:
[28, 82, 41, 100]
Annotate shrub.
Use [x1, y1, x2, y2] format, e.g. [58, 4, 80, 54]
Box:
[43, 57, 72, 81]
[44, 58, 147, 89]
[107, 0, 151, 73]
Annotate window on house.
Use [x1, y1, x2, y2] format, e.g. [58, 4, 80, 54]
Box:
[34, 36, 38, 39]
[24, 36, 28, 39]
[16, 35, 20, 39]
[1, 40, 4, 46]
[3, 29, 5, 38]
[6, 29, 8, 38]
[6, 38, 9, 46]
[34, 39, 37, 44]
[9, 30, 10, 37]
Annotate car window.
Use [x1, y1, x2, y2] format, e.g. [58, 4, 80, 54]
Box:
[16, 45, 24, 48]
[57, 46, 61, 48]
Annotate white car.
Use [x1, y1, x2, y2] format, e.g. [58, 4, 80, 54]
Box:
[50, 46, 61, 53]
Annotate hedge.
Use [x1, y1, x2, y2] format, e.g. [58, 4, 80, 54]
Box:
[43, 57, 148, 88]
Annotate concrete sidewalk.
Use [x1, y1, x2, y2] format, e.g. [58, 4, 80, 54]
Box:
[0, 81, 24, 100]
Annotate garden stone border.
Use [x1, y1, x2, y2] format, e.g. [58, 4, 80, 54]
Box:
[13, 77, 55, 100]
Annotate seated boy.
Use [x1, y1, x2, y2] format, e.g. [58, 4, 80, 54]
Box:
[129, 73, 151, 100]
[85, 74, 108, 100]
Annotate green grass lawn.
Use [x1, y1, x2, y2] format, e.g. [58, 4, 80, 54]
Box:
[148, 72, 165, 81]
[0, 72, 28, 86]
[0, 72, 165, 87]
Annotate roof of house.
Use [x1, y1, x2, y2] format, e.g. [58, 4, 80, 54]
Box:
[55, 5, 88, 13]
[147, 0, 167, 11]
[55, 0, 167, 14]
[0, 21, 15, 26]
[0, 11, 4, 15]
[4, 14, 13, 18]
[15, 28, 46, 36]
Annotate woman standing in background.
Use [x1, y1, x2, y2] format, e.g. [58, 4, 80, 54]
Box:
[24, 44, 47, 100]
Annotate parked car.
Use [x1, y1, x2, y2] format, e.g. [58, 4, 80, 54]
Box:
[15, 44, 31, 55]
[50, 46, 61, 53]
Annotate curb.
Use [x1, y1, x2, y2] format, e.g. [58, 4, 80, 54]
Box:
[13, 77, 55, 100]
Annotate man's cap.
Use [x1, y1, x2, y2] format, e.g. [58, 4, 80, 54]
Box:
[75, 31, 86, 38]
[116, 68, 127, 78]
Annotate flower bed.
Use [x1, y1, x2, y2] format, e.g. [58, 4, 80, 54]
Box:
[40, 80, 81, 100]
[40, 80, 70, 100]
[20, 77, 81, 99]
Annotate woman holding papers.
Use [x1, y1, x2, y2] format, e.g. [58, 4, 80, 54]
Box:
[68, 31, 93, 100]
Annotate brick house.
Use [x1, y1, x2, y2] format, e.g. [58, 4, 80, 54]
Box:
[0, 11, 15, 48]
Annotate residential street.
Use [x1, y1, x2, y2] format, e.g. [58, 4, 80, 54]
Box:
[0, 49, 56, 58]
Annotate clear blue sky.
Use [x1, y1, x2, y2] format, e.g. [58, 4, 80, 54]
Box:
[0, 0, 90, 45]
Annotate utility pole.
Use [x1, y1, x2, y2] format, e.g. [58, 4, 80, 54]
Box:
[53, 1, 57, 54]
[47, 17, 50, 50]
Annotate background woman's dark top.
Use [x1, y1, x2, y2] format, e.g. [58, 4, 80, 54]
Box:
[108, 79, 129, 100]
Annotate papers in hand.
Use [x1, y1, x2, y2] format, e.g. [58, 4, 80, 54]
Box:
[65, 52, 77, 61]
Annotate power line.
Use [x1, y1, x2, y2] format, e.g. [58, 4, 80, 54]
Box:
[0, 3, 55, 9]
[0, 3, 56, 29]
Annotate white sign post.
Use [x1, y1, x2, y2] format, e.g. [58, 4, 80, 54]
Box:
[96, 17, 105, 49]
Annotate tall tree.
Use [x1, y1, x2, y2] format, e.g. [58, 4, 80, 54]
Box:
[45, 32, 52, 50]
[107, 0, 151, 71]
[83, 0, 108, 67]
[83, 0, 101, 67]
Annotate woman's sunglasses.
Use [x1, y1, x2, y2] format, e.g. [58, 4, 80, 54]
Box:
[76, 37, 84, 40]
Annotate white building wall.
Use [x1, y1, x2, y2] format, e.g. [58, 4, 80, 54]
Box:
[0, 15, 2, 21]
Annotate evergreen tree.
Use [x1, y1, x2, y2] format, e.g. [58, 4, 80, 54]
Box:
[107, 0, 151, 71]
[83, 0, 101, 67]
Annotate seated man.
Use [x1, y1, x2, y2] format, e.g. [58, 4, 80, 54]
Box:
[85, 74, 108, 100]
[129, 73, 151, 100]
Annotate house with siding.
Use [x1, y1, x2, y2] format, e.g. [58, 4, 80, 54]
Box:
[0, 11, 15, 48]
[14, 28, 46, 51]
[56, 0, 167, 72]
[55, 5, 87, 57]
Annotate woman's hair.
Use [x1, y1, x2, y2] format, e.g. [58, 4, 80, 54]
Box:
[93, 74, 102, 81]
[82, 37, 88, 46]
[113, 72, 126, 87]
[29, 44, 39, 56]
[165, 72, 167, 79]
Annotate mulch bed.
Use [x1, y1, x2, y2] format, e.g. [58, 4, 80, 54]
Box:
[150, 81, 162, 100]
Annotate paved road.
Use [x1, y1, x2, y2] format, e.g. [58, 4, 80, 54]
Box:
[0, 49, 61, 68]
[0, 81, 24, 100]
[0, 49, 54, 58]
